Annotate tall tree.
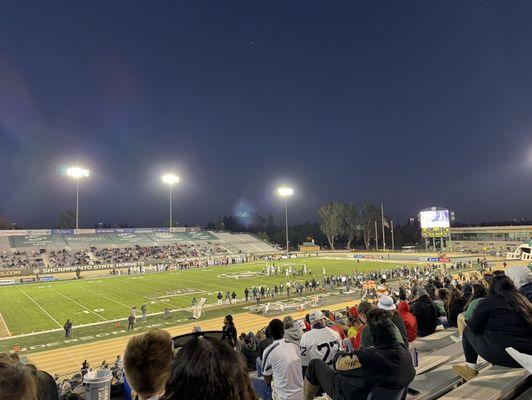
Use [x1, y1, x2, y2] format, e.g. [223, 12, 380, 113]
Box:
[343, 203, 360, 250]
[319, 202, 344, 250]
[56, 209, 76, 229]
[0, 217, 11, 229]
[360, 203, 380, 249]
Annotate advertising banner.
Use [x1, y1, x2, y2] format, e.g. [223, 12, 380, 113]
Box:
[9, 235, 67, 247]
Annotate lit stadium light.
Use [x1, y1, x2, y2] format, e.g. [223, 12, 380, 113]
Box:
[64, 165, 90, 230]
[162, 174, 180, 185]
[162, 174, 180, 229]
[277, 186, 294, 255]
[278, 187, 294, 197]
[66, 166, 90, 178]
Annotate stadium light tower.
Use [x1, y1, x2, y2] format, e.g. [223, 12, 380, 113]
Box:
[277, 187, 294, 255]
[162, 174, 180, 229]
[66, 166, 90, 230]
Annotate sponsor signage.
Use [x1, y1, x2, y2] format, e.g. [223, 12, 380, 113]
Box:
[40, 261, 145, 274]
[51, 229, 75, 235]
[427, 257, 439, 262]
[0, 279, 16, 286]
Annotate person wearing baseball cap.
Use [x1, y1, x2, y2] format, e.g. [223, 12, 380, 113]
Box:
[300, 310, 342, 371]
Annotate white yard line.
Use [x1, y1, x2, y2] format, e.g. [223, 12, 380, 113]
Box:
[63, 348, 81, 365]
[16, 286, 62, 328]
[47, 286, 107, 321]
[0, 312, 11, 337]
[78, 287, 131, 310]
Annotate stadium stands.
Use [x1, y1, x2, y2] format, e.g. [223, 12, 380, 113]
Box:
[0, 230, 279, 270]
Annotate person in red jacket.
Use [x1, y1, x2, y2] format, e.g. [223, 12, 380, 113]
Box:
[397, 301, 418, 343]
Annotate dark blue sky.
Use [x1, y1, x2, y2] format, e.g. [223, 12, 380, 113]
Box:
[1, 1, 531, 228]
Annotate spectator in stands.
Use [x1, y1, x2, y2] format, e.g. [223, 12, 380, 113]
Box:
[453, 276, 532, 380]
[350, 301, 372, 350]
[446, 287, 467, 327]
[260, 318, 303, 400]
[124, 329, 173, 400]
[30, 366, 59, 400]
[300, 311, 342, 369]
[163, 336, 257, 400]
[506, 265, 532, 302]
[303, 308, 416, 400]
[358, 296, 408, 348]
[397, 301, 417, 343]
[283, 315, 303, 345]
[410, 286, 438, 337]
[458, 283, 486, 336]
[0, 353, 37, 400]
[256, 327, 273, 377]
[222, 314, 238, 347]
[434, 288, 449, 328]
[241, 334, 259, 371]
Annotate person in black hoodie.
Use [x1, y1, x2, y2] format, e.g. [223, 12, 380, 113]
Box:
[222, 315, 238, 347]
[410, 286, 438, 337]
[453, 275, 532, 381]
[303, 308, 416, 400]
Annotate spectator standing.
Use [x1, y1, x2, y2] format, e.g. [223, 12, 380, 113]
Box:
[410, 286, 438, 337]
[453, 276, 532, 380]
[64, 319, 73, 338]
[127, 314, 135, 331]
[124, 329, 174, 400]
[300, 311, 342, 369]
[231, 291, 237, 304]
[141, 304, 147, 324]
[260, 319, 304, 400]
[217, 291, 223, 305]
[222, 314, 238, 347]
[245, 287, 250, 302]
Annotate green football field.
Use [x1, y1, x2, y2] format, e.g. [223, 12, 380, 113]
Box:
[0, 257, 398, 336]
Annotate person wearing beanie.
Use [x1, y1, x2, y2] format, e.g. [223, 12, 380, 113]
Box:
[410, 286, 438, 337]
[300, 310, 342, 371]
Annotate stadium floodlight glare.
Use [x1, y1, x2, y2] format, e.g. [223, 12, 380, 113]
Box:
[162, 174, 180, 229]
[278, 187, 294, 197]
[65, 166, 90, 230]
[277, 186, 294, 255]
[162, 174, 180, 185]
[66, 166, 90, 179]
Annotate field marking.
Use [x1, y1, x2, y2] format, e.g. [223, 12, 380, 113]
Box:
[99, 283, 153, 300]
[47, 286, 107, 321]
[0, 312, 11, 337]
[63, 348, 81, 365]
[77, 287, 131, 310]
[16, 286, 63, 328]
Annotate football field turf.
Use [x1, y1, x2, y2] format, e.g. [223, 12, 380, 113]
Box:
[0, 257, 398, 336]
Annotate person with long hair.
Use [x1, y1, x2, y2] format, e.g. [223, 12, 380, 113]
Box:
[453, 275, 532, 380]
[446, 287, 467, 327]
[162, 336, 258, 400]
[457, 283, 486, 336]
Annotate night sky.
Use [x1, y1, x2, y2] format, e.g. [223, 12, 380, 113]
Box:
[1, 1, 531, 228]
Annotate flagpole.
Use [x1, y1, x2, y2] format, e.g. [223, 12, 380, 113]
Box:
[374, 220, 378, 251]
[381, 203, 386, 251]
[391, 220, 395, 251]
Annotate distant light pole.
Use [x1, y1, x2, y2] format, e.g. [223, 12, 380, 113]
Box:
[162, 174, 180, 229]
[66, 166, 90, 230]
[277, 187, 294, 255]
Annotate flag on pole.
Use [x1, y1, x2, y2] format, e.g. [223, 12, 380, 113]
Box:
[382, 219, 390, 229]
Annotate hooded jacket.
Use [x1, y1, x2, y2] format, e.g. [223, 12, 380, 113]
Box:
[397, 301, 417, 342]
[284, 326, 303, 345]
[506, 266, 532, 302]
[410, 295, 438, 337]
[338, 322, 416, 397]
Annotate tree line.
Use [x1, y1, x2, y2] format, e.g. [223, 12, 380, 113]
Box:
[207, 203, 422, 250]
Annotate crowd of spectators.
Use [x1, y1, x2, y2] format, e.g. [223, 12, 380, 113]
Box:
[0, 250, 45, 269]
[2, 263, 530, 400]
